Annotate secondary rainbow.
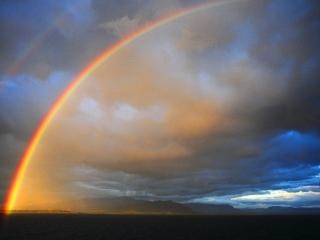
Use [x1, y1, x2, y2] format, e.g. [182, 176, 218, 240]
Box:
[4, 0, 241, 214]
[6, 2, 90, 77]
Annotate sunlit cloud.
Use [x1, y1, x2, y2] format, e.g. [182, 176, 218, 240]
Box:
[232, 190, 320, 202]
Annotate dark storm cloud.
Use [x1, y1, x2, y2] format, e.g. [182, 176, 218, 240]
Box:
[181, 0, 320, 134]
[244, 0, 320, 133]
[182, 0, 320, 177]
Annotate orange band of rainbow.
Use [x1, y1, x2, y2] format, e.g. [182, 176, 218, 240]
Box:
[4, 0, 240, 214]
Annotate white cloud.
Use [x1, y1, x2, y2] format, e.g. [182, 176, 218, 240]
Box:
[78, 97, 104, 122]
[99, 16, 141, 37]
[232, 190, 320, 202]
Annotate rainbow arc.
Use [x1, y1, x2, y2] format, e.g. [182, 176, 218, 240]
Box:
[4, 0, 241, 214]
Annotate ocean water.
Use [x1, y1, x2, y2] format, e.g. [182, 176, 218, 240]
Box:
[1, 214, 319, 240]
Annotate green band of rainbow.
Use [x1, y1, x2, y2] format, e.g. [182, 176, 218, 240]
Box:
[4, 0, 240, 214]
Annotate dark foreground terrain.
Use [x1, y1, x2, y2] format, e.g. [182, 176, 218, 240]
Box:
[1, 214, 319, 240]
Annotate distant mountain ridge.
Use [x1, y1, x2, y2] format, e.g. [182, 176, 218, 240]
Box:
[2, 197, 320, 215]
[81, 197, 193, 214]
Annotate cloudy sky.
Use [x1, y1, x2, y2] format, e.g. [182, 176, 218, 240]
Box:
[0, 0, 320, 211]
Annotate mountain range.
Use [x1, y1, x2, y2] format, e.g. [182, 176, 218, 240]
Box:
[2, 197, 320, 215]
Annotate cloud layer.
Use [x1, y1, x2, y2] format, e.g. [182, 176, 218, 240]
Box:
[1, 0, 320, 210]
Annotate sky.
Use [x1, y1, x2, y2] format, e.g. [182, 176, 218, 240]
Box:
[0, 0, 320, 211]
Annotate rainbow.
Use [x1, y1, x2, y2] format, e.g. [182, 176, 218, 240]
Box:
[3, 0, 241, 214]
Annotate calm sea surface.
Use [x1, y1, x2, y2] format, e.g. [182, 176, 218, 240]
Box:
[1, 214, 319, 240]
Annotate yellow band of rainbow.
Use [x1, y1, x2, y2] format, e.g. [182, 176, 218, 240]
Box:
[4, 0, 241, 215]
